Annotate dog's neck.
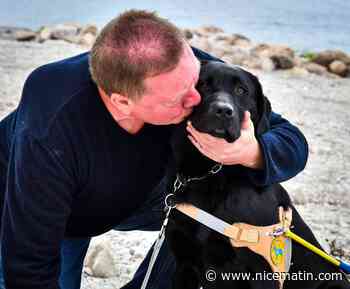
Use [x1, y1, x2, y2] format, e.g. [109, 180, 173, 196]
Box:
[171, 123, 218, 179]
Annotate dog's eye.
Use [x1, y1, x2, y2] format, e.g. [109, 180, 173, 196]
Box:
[234, 85, 247, 96]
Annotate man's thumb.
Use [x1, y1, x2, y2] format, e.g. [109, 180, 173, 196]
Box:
[242, 111, 252, 130]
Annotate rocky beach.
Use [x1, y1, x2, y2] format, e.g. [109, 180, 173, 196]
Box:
[0, 24, 349, 288]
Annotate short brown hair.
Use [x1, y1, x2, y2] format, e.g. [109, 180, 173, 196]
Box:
[89, 10, 185, 100]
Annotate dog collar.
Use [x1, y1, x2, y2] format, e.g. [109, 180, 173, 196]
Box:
[173, 163, 223, 193]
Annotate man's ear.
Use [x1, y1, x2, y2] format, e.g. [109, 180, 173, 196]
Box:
[110, 93, 135, 116]
[247, 73, 272, 136]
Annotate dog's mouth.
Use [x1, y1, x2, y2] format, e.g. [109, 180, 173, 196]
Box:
[212, 123, 240, 143]
[190, 116, 241, 143]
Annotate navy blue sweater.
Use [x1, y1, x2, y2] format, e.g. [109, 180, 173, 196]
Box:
[0, 48, 308, 289]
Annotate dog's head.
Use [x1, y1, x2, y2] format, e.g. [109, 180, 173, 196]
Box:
[189, 61, 271, 143]
[170, 61, 272, 175]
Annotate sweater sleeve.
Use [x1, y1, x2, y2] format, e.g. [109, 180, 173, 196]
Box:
[246, 111, 309, 186]
[1, 133, 76, 289]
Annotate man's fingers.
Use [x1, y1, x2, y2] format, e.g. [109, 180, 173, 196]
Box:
[188, 135, 219, 162]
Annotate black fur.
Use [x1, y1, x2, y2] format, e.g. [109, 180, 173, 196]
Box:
[165, 61, 349, 289]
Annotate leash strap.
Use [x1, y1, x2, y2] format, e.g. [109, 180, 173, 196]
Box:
[140, 206, 172, 289]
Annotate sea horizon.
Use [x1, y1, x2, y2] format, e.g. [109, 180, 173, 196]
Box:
[1, 0, 350, 53]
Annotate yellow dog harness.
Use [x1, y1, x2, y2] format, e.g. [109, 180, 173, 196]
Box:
[175, 204, 293, 288]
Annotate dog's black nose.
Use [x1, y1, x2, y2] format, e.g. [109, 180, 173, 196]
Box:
[212, 102, 234, 119]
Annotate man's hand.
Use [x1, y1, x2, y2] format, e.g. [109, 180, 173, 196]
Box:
[187, 111, 263, 169]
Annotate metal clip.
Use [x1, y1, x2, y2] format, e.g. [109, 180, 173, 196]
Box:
[271, 227, 285, 237]
[173, 175, 183, 192]
[210, 163, 223, 174]
[165, 193, 177, 209]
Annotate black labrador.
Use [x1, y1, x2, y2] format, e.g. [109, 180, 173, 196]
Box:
[165, 61, 349, 289]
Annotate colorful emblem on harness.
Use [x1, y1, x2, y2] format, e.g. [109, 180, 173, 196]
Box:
[271, 236, 285, 265]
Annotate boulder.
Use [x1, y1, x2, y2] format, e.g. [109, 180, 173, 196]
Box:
[329, 60, 348, 77]
[302, 62, 328, 76]
[250, 44, 295, 70]
[260, 57, 276, 71]
[182, 28, 194, 40]
[242, 56, 263, 70]
[221, 47, 251, 66]
[80, 24, 98, 36]
[0, 26, 37, 41]
[78, 32, 96, 48]
[270, 55, 294, 69]
[312, 50, 350, 67]
[14, 30, 37, 41]
[208, 39, 234, 58]
[229, 33, 252, 47]
[251, 43, 295, 59]
[0, 26, 17, 40]
[37, 26, 53, 43]
[195, 25, 224, 37]
[84, 238, 118, 278]
[50, 23, 80, 42]
[211, 33, 252, 48]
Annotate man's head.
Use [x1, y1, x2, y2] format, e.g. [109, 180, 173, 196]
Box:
[89, 10, 201, 129]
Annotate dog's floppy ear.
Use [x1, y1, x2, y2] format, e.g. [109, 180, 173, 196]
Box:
[247, 72, 272, 136]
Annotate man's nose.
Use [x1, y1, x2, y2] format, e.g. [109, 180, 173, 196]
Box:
[183, 88, 201, 108]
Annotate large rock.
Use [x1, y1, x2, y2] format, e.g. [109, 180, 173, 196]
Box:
[182, 28, 194, 40]
[220, 47, 251, 66]
[37, 23, 81, 43]
[84, 238, 118, 278]
[78, 33, 96, 48]
[301, 62, 328, 76]
[242, 56, 263, 69]
[312, 50, 350, 67]
[50, 23, 80, 42]
[251, 43, 295, 59]
[228, 33, 252, 48]
[211, 33, 251, 48]
[14, 30, 37, 41]
[270, 55, 294, 69]
[37, 23, 98, 46]
[260, 57, 276, 71]
[195, 25, 224, 37]
[0, 26, 36, 41]
[251, 44, 295, 70]
[37, 26, 52, 43]
[80, 24, 98, 36]
[329, 60, 348, 77]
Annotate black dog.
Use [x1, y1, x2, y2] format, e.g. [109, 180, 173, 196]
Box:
[165, 61, 349, 289]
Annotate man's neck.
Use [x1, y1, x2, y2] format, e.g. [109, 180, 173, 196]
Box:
[98, 88, 144, 134]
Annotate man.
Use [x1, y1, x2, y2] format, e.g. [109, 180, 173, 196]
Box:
[0, 10, 308, 289]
